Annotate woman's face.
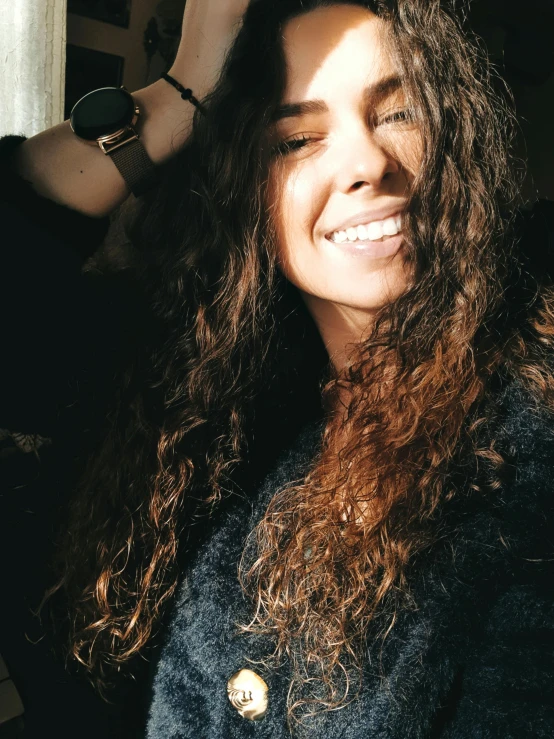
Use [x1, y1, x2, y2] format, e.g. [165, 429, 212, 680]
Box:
[267, 4, 421, 345]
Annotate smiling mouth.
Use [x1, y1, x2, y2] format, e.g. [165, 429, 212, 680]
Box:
[324, 225, 405, 259]
[329, 231, 402, 244]
[326, 213, 403, 244]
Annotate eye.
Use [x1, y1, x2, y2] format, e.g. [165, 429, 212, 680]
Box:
[376, 108, 416, 126]
[272, 133, 314, 157]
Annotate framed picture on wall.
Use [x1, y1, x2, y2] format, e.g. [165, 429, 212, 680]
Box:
[64, 45, 125, 120]
[68, 0, 132, 29]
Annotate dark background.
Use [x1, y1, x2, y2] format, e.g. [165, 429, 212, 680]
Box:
[468, 0, 554, 201]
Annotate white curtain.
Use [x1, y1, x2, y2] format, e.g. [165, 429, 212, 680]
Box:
[0, 0, 67, 137]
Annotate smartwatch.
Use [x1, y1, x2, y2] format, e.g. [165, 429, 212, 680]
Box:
[70, 86, 159, 197]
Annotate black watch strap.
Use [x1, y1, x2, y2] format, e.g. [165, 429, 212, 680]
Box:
[109, 137, 159, 197]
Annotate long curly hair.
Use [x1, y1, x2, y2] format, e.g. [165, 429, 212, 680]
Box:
[48, 0, 554, 724]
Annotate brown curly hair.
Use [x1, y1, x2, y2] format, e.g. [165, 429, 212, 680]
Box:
[46, 0, 554, 725]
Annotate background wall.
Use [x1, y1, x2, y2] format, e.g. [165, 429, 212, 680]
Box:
[67, 0, 161, 94]
[511, 74, 554, 202]
[469, 0, 554, 201]
[0, 0, 67, 137]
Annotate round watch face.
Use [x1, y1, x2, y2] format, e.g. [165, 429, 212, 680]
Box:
[70, 87, 135, 141]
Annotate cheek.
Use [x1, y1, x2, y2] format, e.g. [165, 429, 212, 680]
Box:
[268, 164, 326, 267]
[376, 128, 423, 180]
[396, 129, 423, 179]
[404, 130, 423, 178]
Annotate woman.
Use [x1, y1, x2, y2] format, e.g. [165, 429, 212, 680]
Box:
[1, 0, 554, 736]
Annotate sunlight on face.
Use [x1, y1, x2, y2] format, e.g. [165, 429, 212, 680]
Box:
[267, 4, 422, 359]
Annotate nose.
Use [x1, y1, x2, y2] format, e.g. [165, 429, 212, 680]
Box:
[333, 126, 400, 194]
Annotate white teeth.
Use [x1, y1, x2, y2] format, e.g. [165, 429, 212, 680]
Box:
[329, 213, 403, 244]
[367, 221, 384, 240]
[382, 217, 399, 236]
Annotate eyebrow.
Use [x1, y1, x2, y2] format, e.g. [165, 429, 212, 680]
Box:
[271, 74, 403, 122]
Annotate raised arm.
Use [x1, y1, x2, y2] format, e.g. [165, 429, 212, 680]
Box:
[8, 0, 249, 219]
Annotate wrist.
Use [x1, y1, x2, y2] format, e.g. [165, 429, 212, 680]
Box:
[170, 30, 241, 102]
[132, 78, 196, 164]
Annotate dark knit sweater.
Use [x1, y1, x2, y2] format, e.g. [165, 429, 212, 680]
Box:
[146, 378, 554, 738]
[1, 134, 554, 738]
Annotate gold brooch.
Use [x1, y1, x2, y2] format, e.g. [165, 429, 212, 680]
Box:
[227, 668, 269, 721]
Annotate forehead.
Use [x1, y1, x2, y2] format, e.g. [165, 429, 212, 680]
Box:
[281, 4, 393, 101]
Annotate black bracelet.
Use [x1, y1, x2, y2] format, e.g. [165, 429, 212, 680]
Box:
[161, 73, 206, 114]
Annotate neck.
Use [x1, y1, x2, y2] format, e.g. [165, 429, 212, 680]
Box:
[301, 293, 375, 375]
